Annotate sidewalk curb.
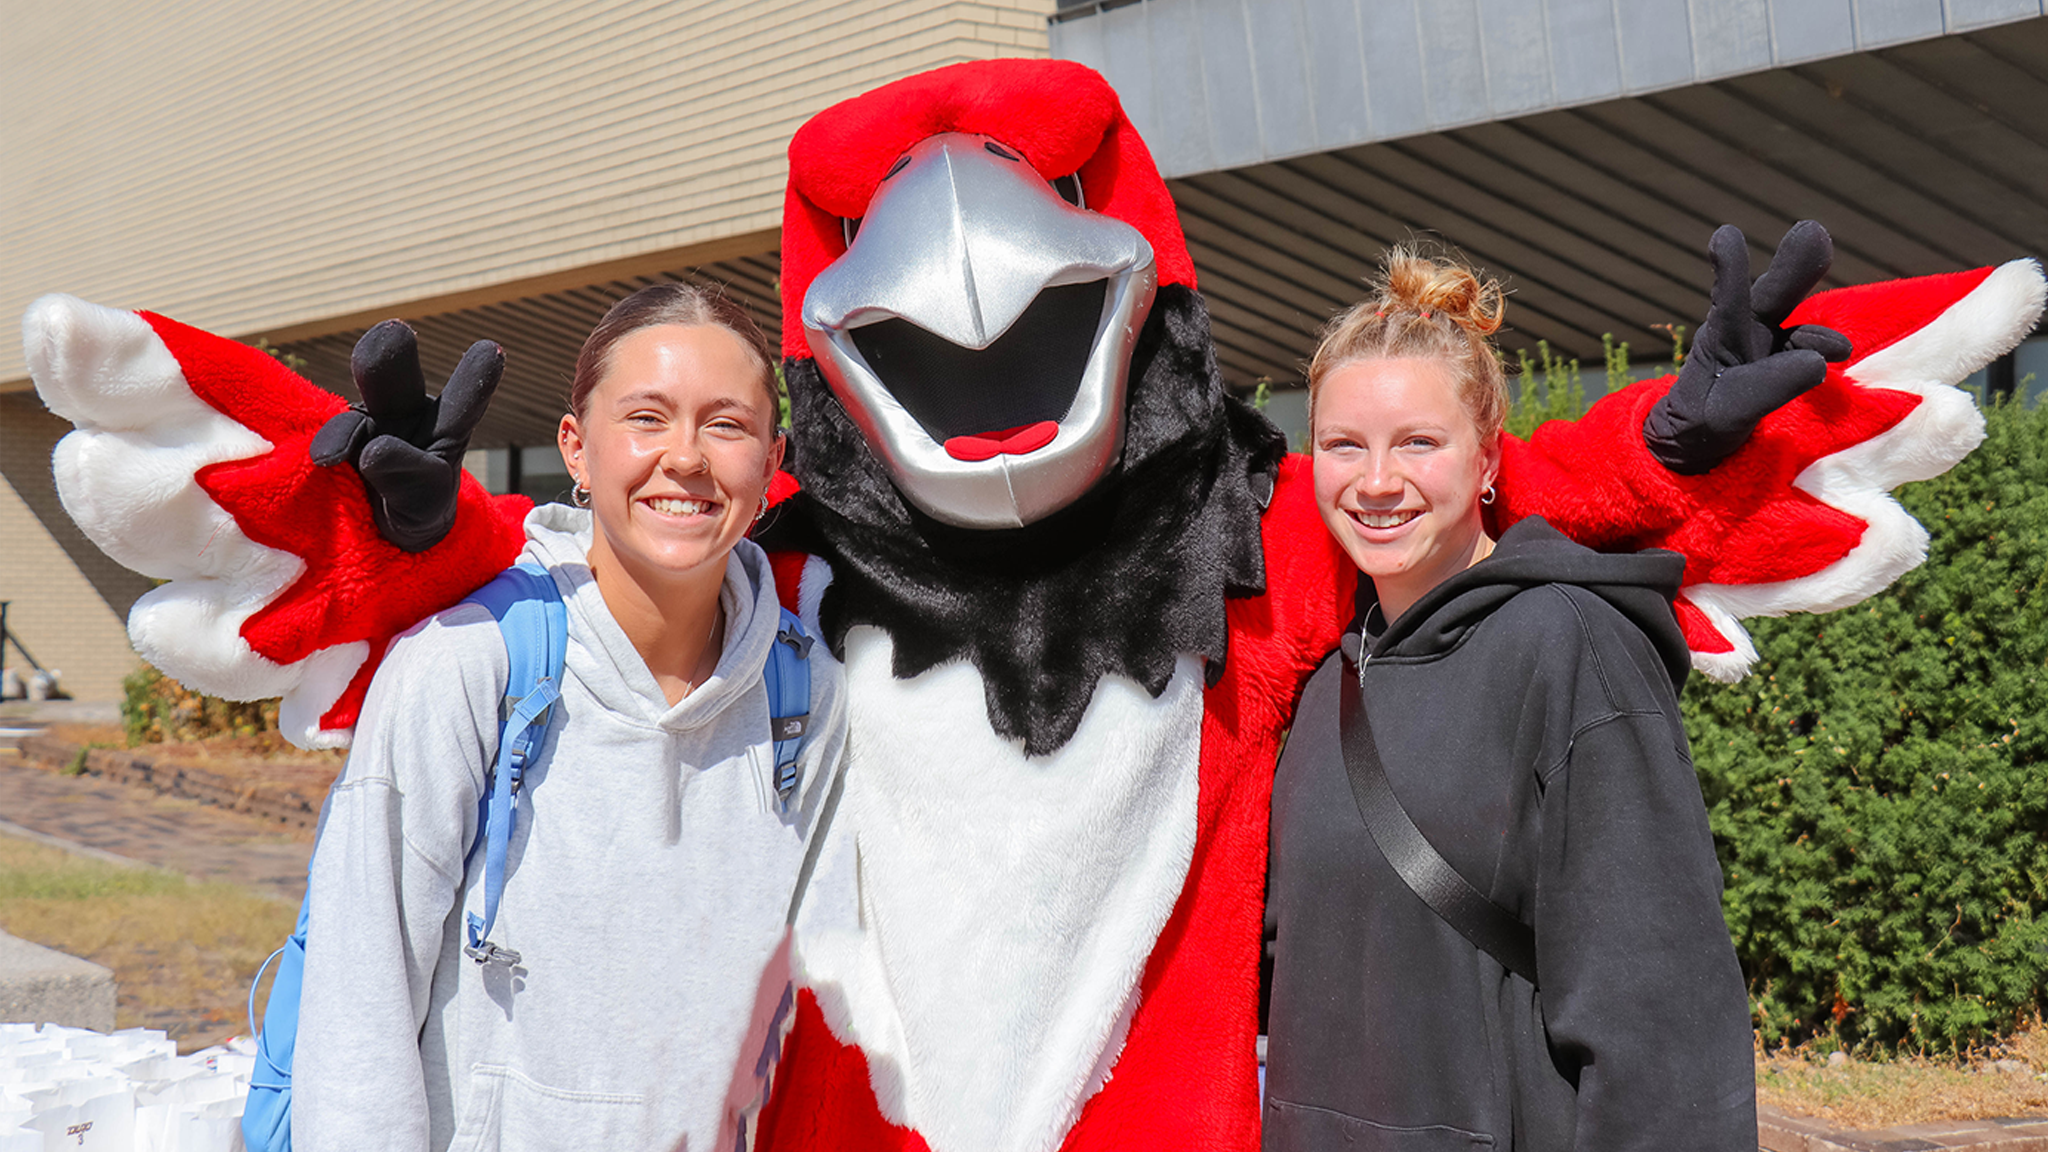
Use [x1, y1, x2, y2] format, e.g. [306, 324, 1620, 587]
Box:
[0, 929, 116, 1033]
[1762, 1106, 2048, 1151]
[13, 734, 323, 829]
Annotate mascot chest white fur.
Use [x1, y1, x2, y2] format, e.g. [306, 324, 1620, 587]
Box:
[791, 556, 1204, 1152]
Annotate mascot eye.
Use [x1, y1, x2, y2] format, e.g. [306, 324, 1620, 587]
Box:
[983, 140, 1022, 162]
[843, 216, 862, 248]
[1050, 174, 1085, 210]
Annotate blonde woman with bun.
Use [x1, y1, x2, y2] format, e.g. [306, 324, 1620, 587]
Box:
[1261, 248, 1755, 1151]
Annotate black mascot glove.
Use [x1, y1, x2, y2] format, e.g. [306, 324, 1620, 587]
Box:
[1643, 220, 1853, 474]
[309, 320, 503, 553]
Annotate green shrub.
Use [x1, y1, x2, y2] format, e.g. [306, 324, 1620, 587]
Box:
[121, 664, 278, 745]
[1682, 394, 2048, 1054]
[1502, 333, 1654, 440]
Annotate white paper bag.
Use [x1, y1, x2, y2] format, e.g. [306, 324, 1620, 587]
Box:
[23, 1087, 134, 1151]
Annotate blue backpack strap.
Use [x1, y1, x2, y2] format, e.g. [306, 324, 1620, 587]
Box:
[766, 607, 813, 812]
[240, 560, 566, 1152]
[458, 561, 567, 967]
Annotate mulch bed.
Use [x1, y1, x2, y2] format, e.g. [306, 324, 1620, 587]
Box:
[15, 727, 340, 830]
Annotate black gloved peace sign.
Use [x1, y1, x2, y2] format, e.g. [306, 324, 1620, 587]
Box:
[310, 320, 503, 553]
[1643, 221, 1854, 475]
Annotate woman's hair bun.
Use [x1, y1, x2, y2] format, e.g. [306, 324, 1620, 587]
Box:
[1378, 245, 1505, 337]
[1308, 242, 1512, 440]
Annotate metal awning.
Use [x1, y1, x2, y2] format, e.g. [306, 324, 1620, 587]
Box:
[1174, 16, 2048, 386]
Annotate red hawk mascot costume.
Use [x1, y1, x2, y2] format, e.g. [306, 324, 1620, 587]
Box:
[25, 58, 2042, 1152]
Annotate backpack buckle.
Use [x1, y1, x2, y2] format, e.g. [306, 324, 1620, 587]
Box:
[464, 941, 523, 967]
[776, 626, 814, 660]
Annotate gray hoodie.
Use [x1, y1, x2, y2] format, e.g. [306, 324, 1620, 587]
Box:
[295, 504, 847, 1152]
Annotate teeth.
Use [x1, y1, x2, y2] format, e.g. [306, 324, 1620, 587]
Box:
[1356, 510, 1418, 529]
[646, 497, 715, 516]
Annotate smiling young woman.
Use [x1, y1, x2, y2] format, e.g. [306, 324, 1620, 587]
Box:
[1309, 355, 1500, 623]
[1263, 248, 1756, 1152]
[293, 284, 844, 1152]
[560, 299, 786, 705]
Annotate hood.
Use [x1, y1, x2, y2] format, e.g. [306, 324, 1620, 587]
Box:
[1357, 517, 1692, 691]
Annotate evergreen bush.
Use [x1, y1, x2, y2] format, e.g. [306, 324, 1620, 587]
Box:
[1681, 394, 2048, 1054]
[1497, 335, 2047, 1053]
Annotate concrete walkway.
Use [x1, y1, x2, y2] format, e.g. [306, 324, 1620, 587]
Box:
[1761, 1108, 2048, 1151]
[0, 753, 312, 903]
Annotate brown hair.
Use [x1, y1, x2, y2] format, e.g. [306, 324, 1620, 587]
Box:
[568, 282, 779, 420]
[1307, 245, 1509, 441]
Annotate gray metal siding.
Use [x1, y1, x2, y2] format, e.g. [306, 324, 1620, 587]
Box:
[1771, 0, 1858, 61]
[1616, 0, 1701, 89]
[1051, 0, 2048, 177]
[1156, 17, 2048, 390]
[1852, 0, 1946, 45]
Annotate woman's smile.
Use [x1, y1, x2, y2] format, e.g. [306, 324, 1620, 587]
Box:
[560, 322, 784, 594]
[1347, 507, 1422, 533]
[640, 494, 723, 520]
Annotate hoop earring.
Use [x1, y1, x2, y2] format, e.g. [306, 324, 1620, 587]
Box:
[1480, 484, 1497, 506]
[754, 494, 770, 524]
[572, 482, 591, 508]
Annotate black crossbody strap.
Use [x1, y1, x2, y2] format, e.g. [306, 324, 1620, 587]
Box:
[1338, 661, 1540, 985]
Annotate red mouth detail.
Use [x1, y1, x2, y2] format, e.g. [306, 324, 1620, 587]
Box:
[943, 421, 1058, 462]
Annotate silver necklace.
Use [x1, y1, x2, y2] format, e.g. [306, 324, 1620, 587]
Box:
[680, 602, 724, 696]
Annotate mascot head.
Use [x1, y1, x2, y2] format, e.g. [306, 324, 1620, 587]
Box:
[782, 59, 1196, 529]
[772, 59, 1279, 754]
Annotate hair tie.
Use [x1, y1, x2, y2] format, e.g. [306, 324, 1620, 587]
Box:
[1374, 310, 1385, 318]
[1421, 310, 1431, 319]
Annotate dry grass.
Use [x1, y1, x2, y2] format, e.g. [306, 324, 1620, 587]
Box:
[0, 835, 296, 1052]
[1757, 1025, 2048, 1130]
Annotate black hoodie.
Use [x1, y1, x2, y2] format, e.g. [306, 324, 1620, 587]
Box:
[1263, 517, 1755, 1152]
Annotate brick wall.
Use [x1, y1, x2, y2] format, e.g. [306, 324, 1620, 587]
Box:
[0, 394, 146, 703]
[2, 0, 1058, 384]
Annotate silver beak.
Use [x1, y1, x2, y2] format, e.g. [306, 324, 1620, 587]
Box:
[802, 133, 1157, 530]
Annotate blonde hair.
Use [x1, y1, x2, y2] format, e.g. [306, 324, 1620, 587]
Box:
[1307, 245, 1510, 441]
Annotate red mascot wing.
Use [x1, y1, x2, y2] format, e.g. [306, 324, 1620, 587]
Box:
[1493, 260, 2044, 678]
[24, 295, 530, 748]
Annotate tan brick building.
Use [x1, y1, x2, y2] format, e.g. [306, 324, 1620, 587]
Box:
[2, 0, 1058, 701]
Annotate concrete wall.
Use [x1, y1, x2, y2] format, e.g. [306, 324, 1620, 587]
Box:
[2, 0, 1057, 386]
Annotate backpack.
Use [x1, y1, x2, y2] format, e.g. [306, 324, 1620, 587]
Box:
[242, 562, 818, 1152]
